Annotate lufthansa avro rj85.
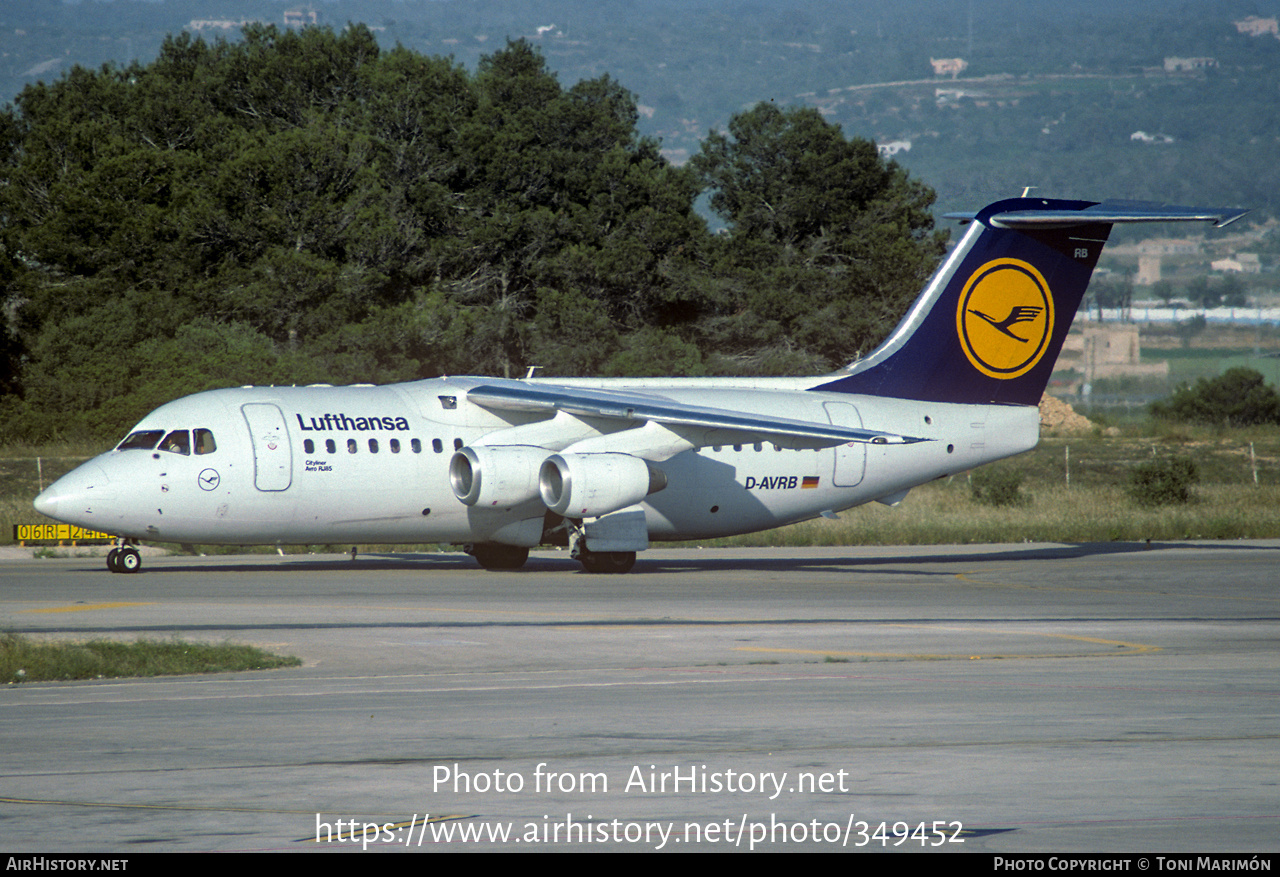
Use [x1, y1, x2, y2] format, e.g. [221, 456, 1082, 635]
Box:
[33, 197, 1246, 573]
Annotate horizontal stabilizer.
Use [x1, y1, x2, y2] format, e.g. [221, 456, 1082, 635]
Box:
[944, 200, 1248, 229]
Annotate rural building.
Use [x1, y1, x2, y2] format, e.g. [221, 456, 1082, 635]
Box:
[930, 58, 968, 78]
[1235, 16, 1279, 37]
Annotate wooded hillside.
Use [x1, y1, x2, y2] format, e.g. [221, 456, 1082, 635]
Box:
[0, 25, 944, 442]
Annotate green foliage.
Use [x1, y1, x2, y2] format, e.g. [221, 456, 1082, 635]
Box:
[6, 1, 1280, 220]
[970, 468, 1027, 507]
[1175, 314, 1208, 349]
[1183, 276, 1249, 310]
[0, 633, 301, 682]
[603, 326, 706, 377]
[690, 102, 946, 367]
[1085, 276, 1133, 319]
[1150, 368, 1280, 427]
[1128, 456, 1199, 507]
[0, 27, 942, 441]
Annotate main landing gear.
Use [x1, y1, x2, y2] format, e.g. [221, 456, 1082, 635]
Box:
[106, 541, 142, 574]
[577, 548, 636, 574]
[465, 541, 636, 573]
[468, 542, 530, 571]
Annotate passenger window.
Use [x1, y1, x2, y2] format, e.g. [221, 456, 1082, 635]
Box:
[454, 438, 463, 450]
[347, 439, 357, 453]
[194, 429, 217, 455]
[411, 438, 422, 453]
[326, 439, 336, 454]
[117, 430, 164, 451]
[159, 430, 190, 455]
[369, 439, 379, 454]
[304, 439, 314, 454]
[432, 438, 443, 453]
[390, 439, 400, 454]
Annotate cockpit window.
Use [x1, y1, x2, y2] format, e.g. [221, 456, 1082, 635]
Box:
[194, 428, 217, 455]
[117, 430, 164, 451]
[117, 428, 215, 454]
[159, 430, 190, 455]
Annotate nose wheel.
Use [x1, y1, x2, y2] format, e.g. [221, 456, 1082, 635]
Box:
[107, 544, 142, 573]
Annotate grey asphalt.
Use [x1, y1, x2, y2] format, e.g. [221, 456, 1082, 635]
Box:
[1, 542, 1277, 852]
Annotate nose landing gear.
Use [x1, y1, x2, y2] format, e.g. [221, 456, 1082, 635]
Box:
[107, 541, 142, 574]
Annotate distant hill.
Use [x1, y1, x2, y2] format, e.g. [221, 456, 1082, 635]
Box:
[3, 0, 1277, 213]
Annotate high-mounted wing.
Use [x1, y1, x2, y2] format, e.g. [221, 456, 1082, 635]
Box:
[461, 379, 925, 462]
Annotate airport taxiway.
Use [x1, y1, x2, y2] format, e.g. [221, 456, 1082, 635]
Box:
[1, 542, 1277, 852]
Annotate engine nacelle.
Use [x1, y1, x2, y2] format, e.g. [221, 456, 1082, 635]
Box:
[539, 452, 667, 518]
[450, 445, 550, 507]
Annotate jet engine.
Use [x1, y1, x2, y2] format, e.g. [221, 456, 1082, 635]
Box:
[539, 452, 667, 518]
[450, 445, 549, 507]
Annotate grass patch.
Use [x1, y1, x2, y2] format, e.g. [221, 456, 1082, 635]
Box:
[1128, 455, 1199, 507]
[703, 426, 1280, 546]
[1, 633, 301, 683]
[2, 450, 97, 542]
[704, 481, 1280, 547]
[969, 468, 1027, 507]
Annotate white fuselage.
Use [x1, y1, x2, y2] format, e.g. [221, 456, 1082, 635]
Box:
[36, 376, 1039, 547]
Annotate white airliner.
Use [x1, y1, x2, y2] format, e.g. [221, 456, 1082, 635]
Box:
[33, 197, 1245, 573]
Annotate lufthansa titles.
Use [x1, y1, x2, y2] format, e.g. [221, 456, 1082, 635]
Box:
[295, 413, 410, 432]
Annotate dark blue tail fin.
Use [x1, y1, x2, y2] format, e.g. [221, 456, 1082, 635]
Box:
[813, 197, 1247, 406]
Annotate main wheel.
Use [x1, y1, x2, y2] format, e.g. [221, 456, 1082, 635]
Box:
[470, 542, 530, 571]
[579, 550, 636, 574]
[106, 548, 121, 573]
[117, 547, 142, 573]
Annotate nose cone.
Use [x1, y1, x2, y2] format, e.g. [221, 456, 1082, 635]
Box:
[33, 483, 60, 518]
[33, 463, 113, 526]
